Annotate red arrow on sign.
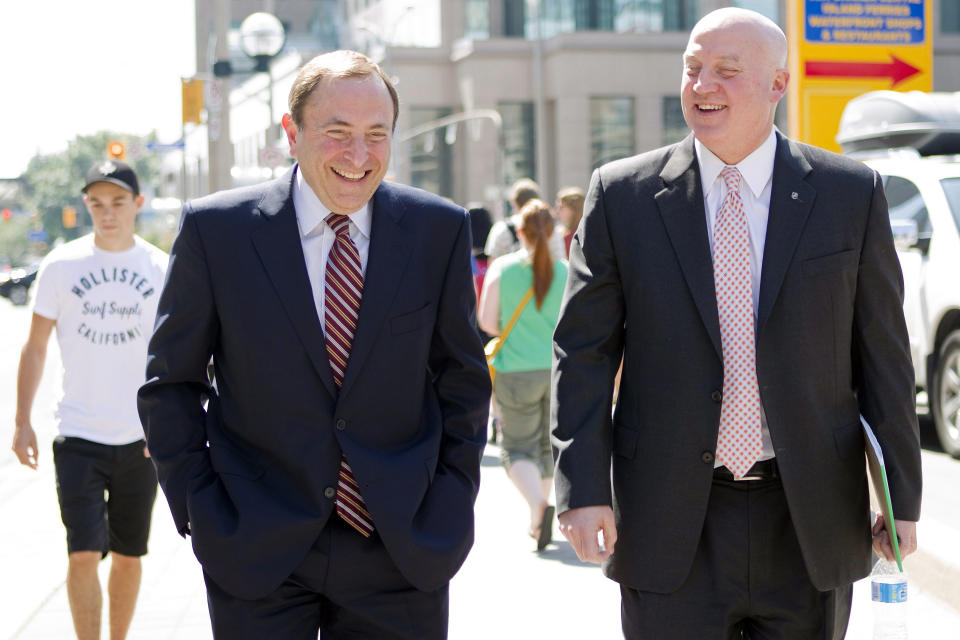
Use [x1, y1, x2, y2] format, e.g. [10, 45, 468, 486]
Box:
[804, 55, 920, 87]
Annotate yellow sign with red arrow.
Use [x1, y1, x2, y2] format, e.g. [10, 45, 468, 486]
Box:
[786, 0, 932, 152]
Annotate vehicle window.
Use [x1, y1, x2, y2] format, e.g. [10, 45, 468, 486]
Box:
[940, 177, 960, 233]
[883, 175, 932, 238]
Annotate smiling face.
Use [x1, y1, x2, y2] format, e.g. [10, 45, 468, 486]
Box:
[83, 182, 143, 251]
[680, 9, 789, 165]
[281, 74, 393, 214]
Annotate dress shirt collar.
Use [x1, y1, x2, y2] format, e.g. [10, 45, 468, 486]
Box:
[293, 165, 372, 239]
[695, 128, 778, 199]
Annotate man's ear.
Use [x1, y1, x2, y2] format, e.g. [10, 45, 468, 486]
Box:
[771, 69, 789, 99]
[281, 113, 298, 158]
[134, 194, 146, 213]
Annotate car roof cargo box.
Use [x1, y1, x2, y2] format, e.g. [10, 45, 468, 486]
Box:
[837, 91, 960, 157]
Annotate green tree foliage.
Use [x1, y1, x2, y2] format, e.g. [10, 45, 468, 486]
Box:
[0, 214, 33, 267]
[20, 132, 160, 243]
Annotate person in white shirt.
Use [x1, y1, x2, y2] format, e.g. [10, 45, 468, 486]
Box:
[12, 160, 168, 640]
[483, 178, 566, 262]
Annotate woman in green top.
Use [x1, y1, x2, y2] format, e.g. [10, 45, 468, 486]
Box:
[478, 199, 568, 550]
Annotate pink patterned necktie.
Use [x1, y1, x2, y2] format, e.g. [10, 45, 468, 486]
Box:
[324, 213, 374, 537]
[713, 166, 764, 479]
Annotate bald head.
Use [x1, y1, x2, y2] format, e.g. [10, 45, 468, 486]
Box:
[680, 7, 790, 164]
[690, 8, 787, 69]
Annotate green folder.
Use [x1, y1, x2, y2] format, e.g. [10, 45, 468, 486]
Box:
[860, 416, 903, 571]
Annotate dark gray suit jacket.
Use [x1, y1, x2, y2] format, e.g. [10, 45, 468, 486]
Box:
[139, 168, 491, 599]
[552, 132, 922, 592]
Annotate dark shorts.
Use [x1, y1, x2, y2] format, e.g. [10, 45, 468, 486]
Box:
[52, 436, 158, 558]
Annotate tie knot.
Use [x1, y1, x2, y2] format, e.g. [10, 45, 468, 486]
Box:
[326, 213, 351, 238]
[720, 166, 741, 192]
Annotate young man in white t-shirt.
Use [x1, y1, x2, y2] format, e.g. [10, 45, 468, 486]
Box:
[12, 160, 168, 640]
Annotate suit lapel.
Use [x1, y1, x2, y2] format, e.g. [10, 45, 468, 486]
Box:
[656, 136, 722, 359]
[339, 183, 414, 396]
[757, 133, 816, 333]
[251, 168, 337, 399]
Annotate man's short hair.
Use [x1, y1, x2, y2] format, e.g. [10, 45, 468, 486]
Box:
[509, 178, 541, 210]
[288, 50, 399, 131]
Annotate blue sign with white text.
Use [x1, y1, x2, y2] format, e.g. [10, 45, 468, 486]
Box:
[805, 0, 925, 45]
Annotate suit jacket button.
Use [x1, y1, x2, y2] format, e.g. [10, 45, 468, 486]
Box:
[701, 451, 714, 464]
[324, 487, 336, 499]
[711, 390, 722, 403]
[336, 419, 346, 430]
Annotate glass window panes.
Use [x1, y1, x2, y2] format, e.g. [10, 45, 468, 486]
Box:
[940, 178, 960, 233]
[499, 101, 537, 185]
[504, 0, 526, 37]
[591, 96, 635, 169]
[614, 0, 697, 33]
[519, 0, 697, 37]
[662, 96, 688, 145]
[732, 0, 777, 23]
[465, 0, 491, 39]
[409, 107, 454, 199]
[943, 1, 960, 33]
[883, 175, 931, 239]
[575, 0, 615, 30]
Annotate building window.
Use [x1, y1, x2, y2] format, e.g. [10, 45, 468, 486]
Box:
[525, 0, 696, 37]
[504, 0, 526, 37]
[732, 0, 777, 22]
[943, 1, 960, 33]
[591, 96, 635, 169]
[614, 0, 698, 33]
[499, 101, 537, 185]
[662, 96, 687, 145]
[575, 0, 615, 30]
[409, 107, 454, 199]
[465, 0, 491, 39]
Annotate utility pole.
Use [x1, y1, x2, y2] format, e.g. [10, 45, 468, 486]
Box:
[532, 0, 549, 198]
[209, 0, 233, 194]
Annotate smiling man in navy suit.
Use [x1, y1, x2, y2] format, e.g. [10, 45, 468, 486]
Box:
[138, 50, 490, 639]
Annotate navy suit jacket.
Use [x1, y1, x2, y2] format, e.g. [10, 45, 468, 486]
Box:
[138, 168, 491, 599]
[552, 133, 922, 592]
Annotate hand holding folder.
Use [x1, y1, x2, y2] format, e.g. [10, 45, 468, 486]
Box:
[860, 415, 904, 571]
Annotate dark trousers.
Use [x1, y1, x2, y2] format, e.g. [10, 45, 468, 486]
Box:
[204, 517, 449, 640]
[621, 475, 852, 640]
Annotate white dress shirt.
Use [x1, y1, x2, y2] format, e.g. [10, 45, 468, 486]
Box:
[293, 166, 371, 333]
[695, 128, 778, 464]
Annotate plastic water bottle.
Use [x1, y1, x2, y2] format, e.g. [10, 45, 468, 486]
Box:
[871, 558, 908, 639]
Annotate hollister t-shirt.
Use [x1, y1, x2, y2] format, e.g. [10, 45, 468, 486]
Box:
[32, 234, 168, 445]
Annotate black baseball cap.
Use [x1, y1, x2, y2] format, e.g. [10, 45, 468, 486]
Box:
[82, 160, 140, 196]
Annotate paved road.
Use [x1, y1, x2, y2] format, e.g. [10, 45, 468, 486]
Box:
[1, 298, 958, 638]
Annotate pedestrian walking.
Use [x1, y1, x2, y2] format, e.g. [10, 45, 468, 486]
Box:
[479, 199, 567, 551]
[138, 50, 490, 639]
[551, 8, 921, 639]
[484, 178, 566, 262]
[12, 160, 167, 640]
[554, 186, 585, 257]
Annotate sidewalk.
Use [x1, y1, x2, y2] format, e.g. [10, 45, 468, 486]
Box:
[2, 359, 956, 640]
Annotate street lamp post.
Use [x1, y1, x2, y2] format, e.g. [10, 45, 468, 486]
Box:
[210, 10, 286, 191]
[238, 12, 287, 147]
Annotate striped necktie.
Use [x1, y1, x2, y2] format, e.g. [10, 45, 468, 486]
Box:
[713, 166, 764, 479]
[325, 213, 374, 536]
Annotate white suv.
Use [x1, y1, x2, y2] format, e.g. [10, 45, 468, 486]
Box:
[862, 153, 960, 457]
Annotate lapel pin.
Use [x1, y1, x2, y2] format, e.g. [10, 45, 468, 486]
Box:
[790, 191, 799, 200]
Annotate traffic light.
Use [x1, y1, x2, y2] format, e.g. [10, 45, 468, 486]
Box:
[182, 78, 204, 125]
[62, 205, 77, 229]
[1, 208, 11, 221]
[107, 141, 126, 160]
